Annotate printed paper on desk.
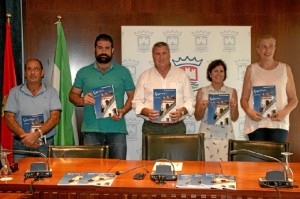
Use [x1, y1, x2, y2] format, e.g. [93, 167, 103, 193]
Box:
[152, 162, 183, 172]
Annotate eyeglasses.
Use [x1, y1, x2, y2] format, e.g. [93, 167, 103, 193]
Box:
[26, 67, 42, 72]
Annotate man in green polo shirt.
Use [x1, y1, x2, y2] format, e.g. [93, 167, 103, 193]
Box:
[69, 34, 135, 159]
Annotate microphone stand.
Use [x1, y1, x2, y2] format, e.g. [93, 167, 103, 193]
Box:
[230, 149, 293, 188]
[1, 148, 52, 179]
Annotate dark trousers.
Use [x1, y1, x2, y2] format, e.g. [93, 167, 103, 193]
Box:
[142, 120, 186, 134]
[248, 128, 288, 143]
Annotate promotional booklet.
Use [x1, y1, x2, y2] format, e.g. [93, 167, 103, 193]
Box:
[207, 94, 230, 125]
[21, 114, 44, 133]
[153, 89, 176, 123]
[58, 172, 116, 186]
[252, 85, 277, 118]
[21, 114, 46, 145]
[92, 85, 118, 119]
[176, 173, 236, 190]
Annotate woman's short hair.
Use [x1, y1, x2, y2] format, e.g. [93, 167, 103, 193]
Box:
[206, 59, 227, 82]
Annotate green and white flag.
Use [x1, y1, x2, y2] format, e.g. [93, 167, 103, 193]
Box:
[51, 21, 78, 145]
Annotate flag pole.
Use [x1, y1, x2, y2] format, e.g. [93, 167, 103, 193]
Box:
[6, 13, 11, 25]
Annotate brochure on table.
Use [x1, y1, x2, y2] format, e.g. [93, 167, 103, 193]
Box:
[176, 173, 236, 190]
[58, 172, 116, 186]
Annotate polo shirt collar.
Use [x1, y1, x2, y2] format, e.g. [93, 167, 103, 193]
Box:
[20, 82, 47, 97]
[93, 62, 114, 73]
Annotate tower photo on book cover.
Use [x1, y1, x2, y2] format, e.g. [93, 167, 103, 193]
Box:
[252, 85, 276, 118]
[92, 85, 118, 119]
[207, 94, 230, 125]
[153, 89, 176, 123]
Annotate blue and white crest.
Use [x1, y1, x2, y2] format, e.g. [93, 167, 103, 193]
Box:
[164, 30, 182, 52]
[134, 31, 153, 53]
[122, 59, 139, 80]
[192, 30, 210, 52]
[220, 30, 238, 52]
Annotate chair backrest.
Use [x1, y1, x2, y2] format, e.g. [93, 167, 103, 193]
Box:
[228, 139, 290, 162]
[48, 145, 109, 158]
[142, 133, 205, 161]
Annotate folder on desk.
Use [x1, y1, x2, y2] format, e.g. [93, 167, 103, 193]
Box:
[58, 172, 116, 186]
[176, 173, 236, 190]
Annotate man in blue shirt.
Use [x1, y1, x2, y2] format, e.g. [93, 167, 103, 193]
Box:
[4, 58, 61, 162]
[69, 34, 135, 159]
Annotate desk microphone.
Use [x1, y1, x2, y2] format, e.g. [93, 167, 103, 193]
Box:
[230, 149, 293, 188]
[115, 159, 177, 182]
[1, 148, 52, 179]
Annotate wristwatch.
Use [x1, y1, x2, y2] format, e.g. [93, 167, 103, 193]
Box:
[181, 110, 185, 116]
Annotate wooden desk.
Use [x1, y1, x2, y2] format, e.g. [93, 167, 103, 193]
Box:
[0, 193, 32, 199]
[1, 158, 300, 199]
[103, 160, 225, 198]
[221, 162, 300, 198]
[0, 157, 120, 198]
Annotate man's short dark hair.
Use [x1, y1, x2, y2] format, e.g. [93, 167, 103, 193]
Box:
[94, 34, 114, 48]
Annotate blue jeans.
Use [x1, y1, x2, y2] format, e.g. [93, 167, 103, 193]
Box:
[83, 132, 127, 159]
[248, 128, 288, 143]
[13, 136, 54, 162]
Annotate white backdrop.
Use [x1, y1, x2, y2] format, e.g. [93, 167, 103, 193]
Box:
[121, 26, 251, 160]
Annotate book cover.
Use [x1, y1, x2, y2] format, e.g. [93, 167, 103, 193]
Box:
[252, 85, 277, 117]
[57, 172, 85, 185]
[58, 172, 115, 186]
[176, 173, 236, 190]
[153, 89, 176, 123]
[207, 94, 230, 125]
[78, 172, 116, 186]
[92, 85, 118, 119]
[21, 114, 44, 133]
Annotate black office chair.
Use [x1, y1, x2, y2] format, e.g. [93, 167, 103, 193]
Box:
[142, 133, 205, 161]
[48, 145, 109, 158]
[228, 139, 290, 162]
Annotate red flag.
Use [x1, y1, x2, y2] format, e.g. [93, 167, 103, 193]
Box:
[1, 22, 17, 164]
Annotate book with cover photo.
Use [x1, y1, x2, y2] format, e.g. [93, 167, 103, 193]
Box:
[58, 172, 116, 186]
[21, 114, 46, 145]
[252, 85, 277, 118]
[176, 173, 236, 190]
[153, 89, 176, 123]
[207, 94, 230, 125]
[92, 85, 118, 119]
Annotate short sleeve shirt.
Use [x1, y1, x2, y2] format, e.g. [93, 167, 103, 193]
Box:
[4, 83, 62, 138]
[73, 62, 135, 133]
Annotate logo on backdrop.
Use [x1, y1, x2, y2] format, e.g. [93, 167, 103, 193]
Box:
[220, 30, 238, 52]
[235, 59, 251, 81]
[135, 31, 153, 53]
[192, 30, 210, 52]
[123, 59, 139, 81]
[126, 117, 140, 141]
[172, 56, 203, 91]
[164, 30, 182, 53]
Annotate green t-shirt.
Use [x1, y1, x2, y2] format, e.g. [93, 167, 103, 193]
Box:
[73, 62, 135, 133]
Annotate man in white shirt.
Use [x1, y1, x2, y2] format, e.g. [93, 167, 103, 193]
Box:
[132, 42, 195, 134]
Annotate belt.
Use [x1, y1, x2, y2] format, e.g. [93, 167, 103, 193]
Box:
[145, 120, 183, 127]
